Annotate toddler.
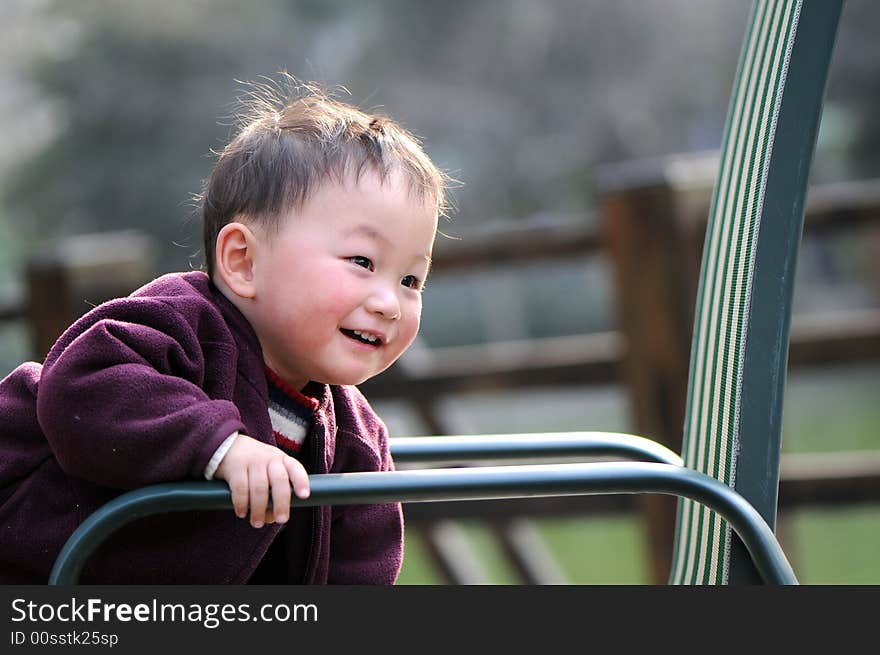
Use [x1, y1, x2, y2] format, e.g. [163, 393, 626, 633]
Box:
[0, 81, 448, 584]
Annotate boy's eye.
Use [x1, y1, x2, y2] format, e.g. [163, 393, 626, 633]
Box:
[401, 275, 423, 290]
[349, 256, 374, 271]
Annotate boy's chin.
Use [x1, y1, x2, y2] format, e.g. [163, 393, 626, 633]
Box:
[315, 369, 383, 387]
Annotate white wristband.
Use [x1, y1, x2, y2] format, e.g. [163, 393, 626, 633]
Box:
[204, 432, 238, 480]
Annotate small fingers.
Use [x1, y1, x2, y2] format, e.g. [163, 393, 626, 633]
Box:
[267, 458, 291, 524]
[285, 456, 311, 499]
[228, 472, 249, 520]
[248, 464, 270, 528]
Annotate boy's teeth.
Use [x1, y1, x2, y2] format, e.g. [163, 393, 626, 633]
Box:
[352, 330, 378, 343]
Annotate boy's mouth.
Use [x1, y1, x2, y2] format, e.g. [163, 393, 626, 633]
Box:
[340, 328, 383, 347]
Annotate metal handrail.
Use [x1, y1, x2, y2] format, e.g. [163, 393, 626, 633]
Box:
[389, 432, 683, 466]
[49, 460, 796, 585]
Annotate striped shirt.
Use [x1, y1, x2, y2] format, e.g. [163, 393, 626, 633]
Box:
[265, 367, 319, 456]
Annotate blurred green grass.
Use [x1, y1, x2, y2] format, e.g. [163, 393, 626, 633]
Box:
[397, 516, 650, 585]
[394, 362, 880, 585]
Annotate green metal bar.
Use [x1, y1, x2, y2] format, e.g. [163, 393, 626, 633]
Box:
[49, 462, 796, 585]
[389, 432, 683, 466]
[729, 0, 843, 584]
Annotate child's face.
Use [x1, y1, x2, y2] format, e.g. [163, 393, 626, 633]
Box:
[248, 170, 438, 391]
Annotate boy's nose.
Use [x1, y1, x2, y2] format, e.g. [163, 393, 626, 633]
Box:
[365, 285, 401, 320]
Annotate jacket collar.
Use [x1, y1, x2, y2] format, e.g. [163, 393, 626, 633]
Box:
[189, 272, 338, 469]
[180, 272, 263, 392]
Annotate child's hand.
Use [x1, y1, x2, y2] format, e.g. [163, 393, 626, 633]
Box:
[213, 434, 310, 528]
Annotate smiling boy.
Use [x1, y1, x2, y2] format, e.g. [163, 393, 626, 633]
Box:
[0, 82, 448, 584]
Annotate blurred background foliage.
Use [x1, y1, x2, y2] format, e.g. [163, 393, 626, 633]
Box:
[4, 0, 879, 284]
[2, 0, 879, 583]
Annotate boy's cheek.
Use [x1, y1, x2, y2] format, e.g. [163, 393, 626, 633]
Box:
[395, 319, 421, 356]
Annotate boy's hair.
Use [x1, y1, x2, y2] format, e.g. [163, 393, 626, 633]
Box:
[199, 79, 449, 276]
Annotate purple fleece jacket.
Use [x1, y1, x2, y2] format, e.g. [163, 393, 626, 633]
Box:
[0, 272, 403, 584]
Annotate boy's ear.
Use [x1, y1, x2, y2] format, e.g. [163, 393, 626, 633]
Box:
[215, 222, 259, 299]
